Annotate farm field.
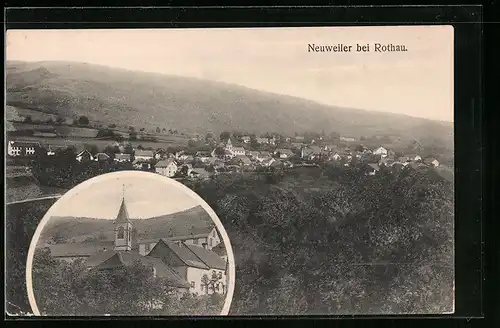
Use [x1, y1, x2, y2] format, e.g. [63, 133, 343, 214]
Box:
[6, 105, 63, 122]
[9, 136, 189, 151]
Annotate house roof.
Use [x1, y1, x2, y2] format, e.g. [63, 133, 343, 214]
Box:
[9, 140, 42, 148]
[115, 198, 131, 224]
[185, 244, 227, 270]
[232, 146, 245, 152]
[135, 150, 154, 157]
[137, 233, 212, 245]
[211, 243, 227, 256]
[156, 159, 176, 168]
[191, 168, 211, 177]
[424, 157, 438, 163]
[149, 239, 209, 269]
[133, 158, 147, 164]
[259, 151, 271, 157]
[241, 136, 251, 140]
[276, 149, 294, 155]
[235, 155, 252, 165]
[115, 153, 131, 160]
[303, 146, 322, 156]
[247, 151, 260, 157]
[87, 250, 190, 288]
[48, 241, 114, 258]
[95, 153, 111, 160]
[76, 149, 92, 156]
[368, 163, 380, 171]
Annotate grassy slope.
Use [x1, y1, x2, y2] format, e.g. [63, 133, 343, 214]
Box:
[39, 205, 212, 243]
[6, 60, 453, 150]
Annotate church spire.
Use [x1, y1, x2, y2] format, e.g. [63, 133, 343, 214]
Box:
[114, 183, 133, 251]
[115, 184, 131, 224]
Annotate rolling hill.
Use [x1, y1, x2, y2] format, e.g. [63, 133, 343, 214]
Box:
[39, 205, 215, 244]
[6, 60, 453, 149]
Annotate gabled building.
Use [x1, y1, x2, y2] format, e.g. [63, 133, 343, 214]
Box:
[76, 149, 94, 163]
[147, 240, 227, 295]
[155, 159, 178, 177]
[7, 140, 41, 157]
[424, 158, 440, 167]
[274, 148, 295, 159]
[373, 147, 388, 158]
[230, 155, 253, 167]
[189, 168, 212, 180]
[114, 153, 131, 162]
[366, 163, 380, 176]
[231, 146, 246, 157]
[95, 153, 111, 162]
[133, 158, 153, 170]
[134, 150, 154, 161]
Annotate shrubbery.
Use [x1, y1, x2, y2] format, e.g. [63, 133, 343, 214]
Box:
[185, 165, 454, 315]
[32, 248, 224, 316]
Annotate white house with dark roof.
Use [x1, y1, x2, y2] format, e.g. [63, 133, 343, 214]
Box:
[424, 157, 440, 167]
[366, 163, 380, 175]
[274, 148, 294, 159]
[134, 150, 154, 161]
[76, 149, 94, 163]
[231, 146, 246, 157]
[7, 140, 41, 157]
[155, 159, 178, 177]
[114, 153, 131, 162]
[147, 240, 227, 295]
[373, 147, 388, 158]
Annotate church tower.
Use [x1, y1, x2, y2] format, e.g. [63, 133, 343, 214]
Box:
[114, 186, 133, 251]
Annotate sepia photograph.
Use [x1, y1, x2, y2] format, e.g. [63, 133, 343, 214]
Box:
[6, 26, 454, 316]
[25, 171, 234, 316]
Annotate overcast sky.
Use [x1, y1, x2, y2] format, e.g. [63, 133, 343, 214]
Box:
[6, 26, 453, 122]
[50, 174, 199, 219]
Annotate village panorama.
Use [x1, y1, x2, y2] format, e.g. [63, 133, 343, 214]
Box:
[6, 108, 455, 316]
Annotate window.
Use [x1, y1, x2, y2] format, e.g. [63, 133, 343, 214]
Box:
[190, 281, 195, 288]
[117, 226, 125, 239]
[128, 231, 131, 241]
[151, 267, 157, 278]
[209, 238, 212, 247]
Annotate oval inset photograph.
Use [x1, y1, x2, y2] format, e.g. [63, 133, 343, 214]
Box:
[26, 171, 235, 316]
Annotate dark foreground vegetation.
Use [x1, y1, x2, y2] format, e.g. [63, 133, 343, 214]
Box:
[184, 165, 454, 315]
[6, 163, 454, 315]
[32, 248, 224, 316]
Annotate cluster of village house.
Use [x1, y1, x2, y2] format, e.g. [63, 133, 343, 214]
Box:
[44, 196, 229, 297]
[7, 135, 441, 178]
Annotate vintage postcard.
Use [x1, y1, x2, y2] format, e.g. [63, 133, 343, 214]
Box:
[5, 26, 454, 316]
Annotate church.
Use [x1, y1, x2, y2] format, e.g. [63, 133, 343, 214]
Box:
[47, 194, 229, 296]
